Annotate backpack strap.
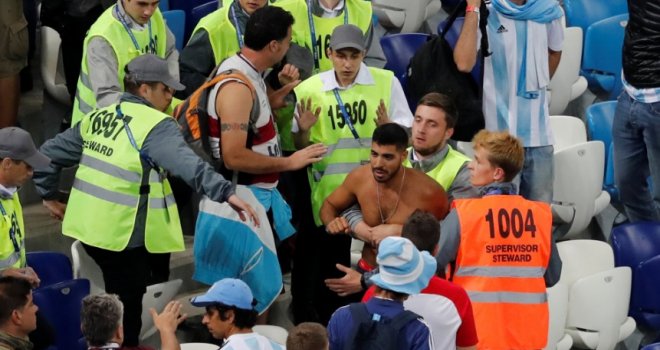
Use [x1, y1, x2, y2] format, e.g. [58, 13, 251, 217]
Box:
[348, 303, 372, 324]
[388, 310, 421, 332]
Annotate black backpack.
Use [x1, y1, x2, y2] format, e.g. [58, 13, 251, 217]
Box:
[344, 303, 421, 350]
[407, 0, 490, 142]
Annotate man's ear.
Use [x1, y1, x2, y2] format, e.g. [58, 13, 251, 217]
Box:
[445, 127, 454, 141]
[326, 47, 332, 58]
[493, 167, 505, 182]
[11, 309, 22, 325]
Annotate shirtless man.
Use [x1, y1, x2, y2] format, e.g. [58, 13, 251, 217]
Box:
[320, 123, 449, 267]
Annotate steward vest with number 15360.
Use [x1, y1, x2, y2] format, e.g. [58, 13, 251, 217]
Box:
[453, 195, 552, 350]
[71, 5, 167, 125]
[294, 67, 392, 225]
[64, 102, 184, 253]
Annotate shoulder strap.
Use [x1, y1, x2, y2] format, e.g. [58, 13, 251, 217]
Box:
[388, 310, 421, 331]
[348, 303, 372, 324]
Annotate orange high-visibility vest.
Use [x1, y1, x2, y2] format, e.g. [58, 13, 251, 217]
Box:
[453, 195, 552, 350]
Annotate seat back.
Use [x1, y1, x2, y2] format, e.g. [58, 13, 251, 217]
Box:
[544, 283, 572, 350]
[253, 325, 289, 345]
[71, 240, 105, 295]
[557, 240, 614, 287]
[373, 0, 440, 33]
[26, 251, 73, 288]
[548, 27, 584, 115]
[586, 101, 619, 197]
[163, 10, 186, 51]
[611, 222, 660, 330]
[40, 26, 71, 106]
[582, 14, 628, 97]
[381, 33, 431, 83]
[565, 267, 633, 349]
[168, 0, 210, 39]
[563, 0, 627, 35]
[191, 1, 219, 40]
[33, 279, 91, 350]
[552, 142, 608, 237]
[642, 343, 660, 350]
[140, 279, 183, 340]
[159, 0, 169, 11]
[548, 115, 587, 152]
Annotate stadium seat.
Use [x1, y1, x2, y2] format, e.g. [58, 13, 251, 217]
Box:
[455, 141, 474, 159]
[350, 238, 363, 269]
[40, 26, 71, 106]
[380, 33, 431, 109]
[437, 16, 482, 86]
[611, 222, 660, 333]
[180, 344, 219, 350]
[159, 0, 169, 11]
[253, 325, 289, 345]
[643, 343, 660, 350]
[71, 240, 105, 295]
[545, 283, 573, 350]
[582, 14, 628, 99]
[586, 101, 618, 201]
[548, 115, 587, 152]
[162, 10, 186, 51]
[140, 279, 184, 340]
[557, 240, 635, 350]
[33, 279, 91, 350]
[548, 27, 587, 115]
[191, 1, 219, 39]
[373, 0, 442, 33]
[26, 251, 73, 289]
[563, 0, 627, 36]
[551, 142, 610, 239]
[168, 0, 212, 41]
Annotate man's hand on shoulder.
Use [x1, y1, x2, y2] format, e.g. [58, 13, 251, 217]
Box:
[1, 267, 41, 288]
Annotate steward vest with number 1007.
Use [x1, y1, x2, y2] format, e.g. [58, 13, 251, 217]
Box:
[72, 5, 167, 125]
[453, 195, 552, 350]
[294, 67, 392, 225]
[64, 102, 184, 253]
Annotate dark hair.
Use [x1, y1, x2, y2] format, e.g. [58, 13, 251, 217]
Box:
[372, 123, 409, 151]
[81, 294, 124, 346]
[373, 286, 408, 300]
[210, 304, 258, 329]
[244, 6, 294, 51]
[0, 276, 32, 324]
[286, 322, 328, 350]
[417, 92, 459, 129]
[402, 210, 440, 254]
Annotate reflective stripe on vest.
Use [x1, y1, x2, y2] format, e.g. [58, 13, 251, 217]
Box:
[294, 67, 393, 225]
[71, 6, 167, 125]
[0, 196, 26, 270]
[275, 0, 372, 73]
[404, 145, 469, 191]
[453, 195, 553, 350]
[192, 5, 240, 67]
[64, 102, 184, 253]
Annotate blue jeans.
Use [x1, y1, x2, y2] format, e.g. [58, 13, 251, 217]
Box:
[515, 146, 554, 203]
[613, 93, 660, 222]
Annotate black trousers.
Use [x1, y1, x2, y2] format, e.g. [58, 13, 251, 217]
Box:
[83, 244, 170, 346]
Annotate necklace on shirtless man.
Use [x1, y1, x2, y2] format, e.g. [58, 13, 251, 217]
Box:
[376, 167, 406, 224]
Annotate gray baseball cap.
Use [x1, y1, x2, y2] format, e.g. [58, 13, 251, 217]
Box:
[329, 24, 366, 52]
[125, 54, 186, 91]
[0, 127, 51, 169]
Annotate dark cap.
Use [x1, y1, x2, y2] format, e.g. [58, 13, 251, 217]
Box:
[329, 24, 366, 52]
[125, 54, 185, 91]
[0, 127, 51, 169]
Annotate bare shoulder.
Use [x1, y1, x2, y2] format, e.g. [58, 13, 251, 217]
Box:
[344, 164, 372, 190]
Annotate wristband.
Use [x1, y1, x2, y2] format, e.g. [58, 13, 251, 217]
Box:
[466, 4, 480, 14]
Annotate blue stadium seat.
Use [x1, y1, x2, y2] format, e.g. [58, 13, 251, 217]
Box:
[168, 0, 213, 41]
[611, 222, 660, 332]
[33, 279, 91, 350]
[437, 16, 482, 86]
[163, 10, 186, 51]
[191, 1, 219, 38]
[643, 343, 660, 350]
[159, 0, 169, 11]
[586, 101, 618, 201]
[26, 251, 73, 289]
[582, 14, 628, 99]
[380, 33, 431, 110]
[563, 0, 627, 36]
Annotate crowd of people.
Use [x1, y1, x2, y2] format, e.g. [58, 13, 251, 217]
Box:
[0, 0, 658, 348]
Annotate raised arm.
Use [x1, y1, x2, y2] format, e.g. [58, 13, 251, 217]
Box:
[453, 0, 481, 73]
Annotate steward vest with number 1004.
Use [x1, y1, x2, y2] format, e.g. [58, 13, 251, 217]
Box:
[453, 195, 552, 350]
[72, 5, 167, 125]
[294, 67, 392, 225]
[64, 102, 184, 253]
